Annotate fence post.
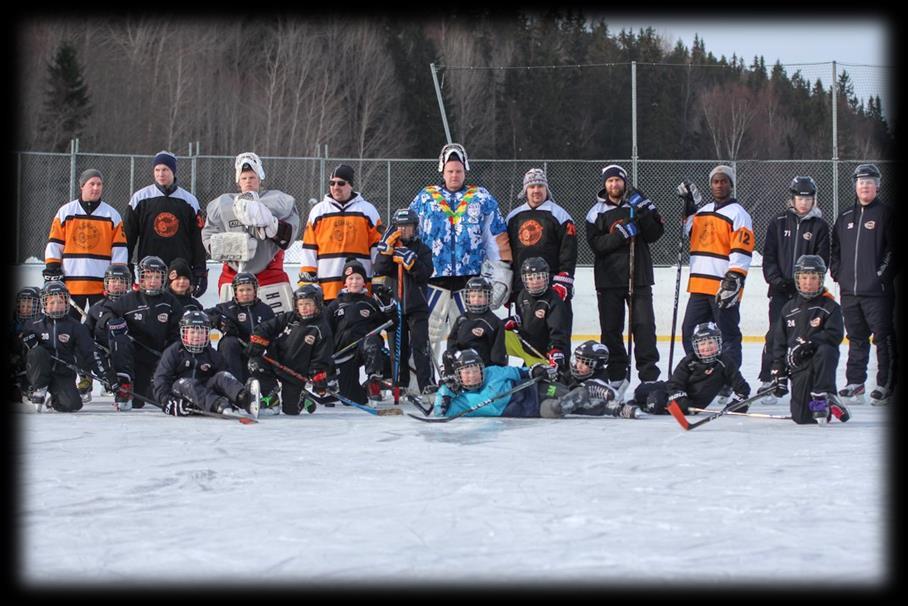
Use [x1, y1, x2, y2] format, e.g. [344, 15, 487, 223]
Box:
[129, 155, 135, 198]
[15, 152, 21, 262]
[190, 141, 198, 196]
[631, 61, 638, 184]
[831, 61, 839, 220]
[69, 138, 78, 201]
[386, 160, 392, 222]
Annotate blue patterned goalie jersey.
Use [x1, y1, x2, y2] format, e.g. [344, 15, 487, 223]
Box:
[409, 184, 511, 278]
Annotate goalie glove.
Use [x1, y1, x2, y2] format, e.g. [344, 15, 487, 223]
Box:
[715, 271, 744, 309]
[676, 180, 703, 218]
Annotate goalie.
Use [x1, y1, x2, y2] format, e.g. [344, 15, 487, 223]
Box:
[202, 152, 301, 313]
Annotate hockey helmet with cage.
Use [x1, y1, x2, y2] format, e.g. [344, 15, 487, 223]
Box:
[451, 348, 484, 391]
[104, 263, 132, 300]
[464, 276, 493, 314]
[520, 256, 550, 296]
[40, 280, 70, 319]
[180, 309, 211, 354]
[137, 256, 168, 295]
[793, 254, 827, 299]
[691, 322, 722, 364]
[16, 286, 43, 322]
[570, 340, 610, 380]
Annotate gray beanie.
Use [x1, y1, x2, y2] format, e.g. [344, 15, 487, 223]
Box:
[709, 164, 735, 185]
[79, 168, 103, 188]
[520, 168, 552, 200]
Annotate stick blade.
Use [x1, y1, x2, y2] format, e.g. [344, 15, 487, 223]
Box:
[666, 400, 691, 430]
[376, 408, 403, 416]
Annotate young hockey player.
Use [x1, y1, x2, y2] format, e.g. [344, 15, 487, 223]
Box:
[646, 322, 751, 416]
[769, 255, 850, 424]
[104, 255, 184, 406]
[152, 310, 259, 417]
[20, 282, 99, 412]
[84, 263, 135, 410]
[560, 340, 641, 419]
[446, 276, 508, 367]
[166, 257, 204, 311]
[372, 208, 435, 394]
[327, 258, 392, 404]
[506, 256, 571, 380]
[10, 287, 43, 403]
[245, 284, 334, 415]
[205, 271, 275, 386]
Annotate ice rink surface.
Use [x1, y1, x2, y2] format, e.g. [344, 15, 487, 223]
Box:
[14, 341, 892, 593]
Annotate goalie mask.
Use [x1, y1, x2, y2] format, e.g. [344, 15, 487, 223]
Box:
[570, 340, 609, 380]
[41, 281, 70, 320]
[180, 309, 211, 354]
[451, 348, 484, 391]
[16, 286, 42, 322]
[294, 284, 323, 320]
[691, 322, 722, 364]
[103, 263, 132, 300]
[464, 276, 492, 314]
[520, 256, 550, 297]
[793, 254, 826, 299]
[437, 143, 470, 172]
[232, 272, 259, 306]
[137, 256, 168, 296]
[235, 151, 265, 184]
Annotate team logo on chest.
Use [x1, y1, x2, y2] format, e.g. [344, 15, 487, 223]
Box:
[535, 309, 546, 319]
[304, 335, 316, 345]
[472, 327, 485, 337]
[518, 219, 544, 246]
[200, 363, 212, 372]
[704, 367, 713, 375]
[802, 232, 812, 240]
[157, 313, 169, 323]
[74, 222, 100, 249]
[810, 317, 821, 327]
[58, 333, 70, 343]
[864, 220, 876, 230]
[154, 212, 180, 238]
[332, 219, 356, 243]
[360, 309, 371, 318]
[238, 312, 247, 322]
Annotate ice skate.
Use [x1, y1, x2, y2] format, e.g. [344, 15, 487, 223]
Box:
[237, 379, 261, 419]
[77, 375, 93, 403]
[808, 392, 830, 424]
[607, 378, 629, 402]
[715, 385, 733, 407]
[869, 387, 891, 407]
[30, 387, 51, 413]
[838, 383, 865, 405]
[259, 386, 281, 416]
[758, 381, 778, 405]
[828, 395, 851, 422]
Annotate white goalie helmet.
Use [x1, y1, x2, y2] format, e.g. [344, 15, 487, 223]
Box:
[437, 143, 470, 172]
[235, 152, 265, 184]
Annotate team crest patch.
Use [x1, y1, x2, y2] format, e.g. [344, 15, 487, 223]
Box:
[304, 335, 316, 345]
[518, 219, 544, 246]
[153, 212, 180, 238]
[704, 367, 713, 375]
[802, 232, 812, 240]
[810, 317, 822, 327]
[169, 270, 178, 280]
[157, 313, 169, 323]
[74, 223, 100, 249]
[200, 363, 211, 372]
[472, 327, 484, 337]
[58, 333, 70, 343]
[534, 309, 546, 319]
[360, 309, 370, 318]
[864, 220, 876, 230]
[847, 222, 854, 230]
[238, 313, 247, 322]
[332, 220, 356, 243]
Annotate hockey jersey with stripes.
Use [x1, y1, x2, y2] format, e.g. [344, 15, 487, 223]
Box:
[45, 199, 129, 296]
[685, 198, 755, 297]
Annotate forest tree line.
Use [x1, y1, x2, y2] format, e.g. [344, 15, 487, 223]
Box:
[18, 12, 895, 160]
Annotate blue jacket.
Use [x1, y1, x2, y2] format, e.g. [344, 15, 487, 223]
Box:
[434, 365, 528, 417]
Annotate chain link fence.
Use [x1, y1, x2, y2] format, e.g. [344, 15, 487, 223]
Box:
[15, 151, 892, 267]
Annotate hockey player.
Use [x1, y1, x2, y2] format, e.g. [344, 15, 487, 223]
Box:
[446, 276, 508, 368]
[84, 263, 135, 410]
[166, 257, 204, 312]
[506, 257, 571, 380]
[10, 287, 42, 403]
[830, 163, 897, 406]
[20, 282, 99, 413]
[152, 310, 259, 417]
[104, 255, 184, 405]
[203, 152, 300, 312]
[559, 340, 641, 419]
[372, 208, 435, 394]
[327, 258, 392, 404]
[245, 284, 334, 415]
[646, 322, 751, 416]
[769, 255, 850, 424]
[205, 272, 275, 388]
[506, 168, 577, 317]
[758, 176, 830, 403]
[408, 143, 513, 361]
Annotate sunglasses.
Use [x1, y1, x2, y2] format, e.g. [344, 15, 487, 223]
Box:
[329, 179, 348, 187]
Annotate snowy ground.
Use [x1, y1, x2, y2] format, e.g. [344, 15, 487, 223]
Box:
[15, 341, 891, 591]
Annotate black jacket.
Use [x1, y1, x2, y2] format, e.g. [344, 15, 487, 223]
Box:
[830, 197, 895, 296]
[667, 352, 750, 409]
[770, 289, 844, 373]
[762, 206, 830, 297]
[206, 299, 275, 343]
[106, 290, 184, 353]
[153, 342, 227, 403]
[447, 310, 508, 366]
[506, 200, 578, 296]
[20, 315, 95, 376]
[326, 290, 389, 352]
[514, 287, 571, 357]
[124, 182, 206, 269]
[372, 237, 434, 314]
[585, 191, 664, 289]
[251, 311, 333, 377]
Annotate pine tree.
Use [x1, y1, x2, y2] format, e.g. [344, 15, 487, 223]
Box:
[37, 41, 92, 152]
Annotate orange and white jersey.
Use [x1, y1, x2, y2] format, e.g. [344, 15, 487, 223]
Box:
[684, 198, 754, 296]
[299, 193, 383, 301]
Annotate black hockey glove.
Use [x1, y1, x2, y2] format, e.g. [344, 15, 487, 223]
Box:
[107, 317, 128, 338]
[42, 265, 64, 283]
[787, 339, 817, 368]
[771, 277, 796, 297]
[715, 271, 744, 309]
[247, 356, 267, 376]
[723, 392, 750, 413]
[217, 314, 241, 337]
[769, 368, 789, 398]
[530, 362, 558, 381]
[163, 396, 193, 417]
[667, 390, 691, 414]
[246, 335, 269, 359]
[192, 266, 208, 298]
[271, 220, 294, 250]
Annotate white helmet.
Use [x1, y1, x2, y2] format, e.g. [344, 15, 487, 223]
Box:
[437, 143, 469, 172]
[235, 152, 265, 184]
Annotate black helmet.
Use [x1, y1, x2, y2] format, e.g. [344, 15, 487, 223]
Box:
[179, 309, 211, 353]
[789, 176, 817, 198]
[391, 207, 418, 228]
[520, 256, 550, 296]
[294, 284, 323, 319]
[41, 281, 70, 319]
[232, 272, 259, 305]
[104, 263, 132, 300]
[16, 286, 42, 321]
[852, 163, 881, 182]
[137, 255, 167, 295]
[463, 276, 492, 314]
[793, 254, 827, 299]
[570, 340, 609, 380]
[451, 348, 484, 390]
[691, 321, 722, 364]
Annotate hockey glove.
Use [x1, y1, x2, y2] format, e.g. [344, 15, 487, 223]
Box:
[247, 356, 267, 376]
[376, 229, 401, 256]
[503, 316, 520, 332]
[715, 271, 744, 309]
[770, 277, 796, 297]
[547, 348, 565, 371]
[107, 317, 128, 338]
[676, 180, 703, 218]
[42, 265, 64, 283]
[271, 220, 294, 250]
[217, 314, 241, 337]
[247, 334, 270, 360]
[163, 396, 193, 417]
[192, 266, 208, 298]
[440, 395, 453, 416]
[551, 272, 574, 301]
[115, 375, 133, 403]
[392, 247, 416, 270]
[297, 270, 317, 288]
[612, 219, 638, 240]
[769, 368, 789, 398]
[530, 362, 558, 381]
[372, 283, 394, 304]
[667, 390, 692, 415]
[723, 391, 750, 413]
[787, 338, 817, 368]
[312, 370, 328, 396]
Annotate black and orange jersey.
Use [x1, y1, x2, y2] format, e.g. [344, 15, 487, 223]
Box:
[125, 183, 206, 269]
[506, 200, 577, 287]
[685, 198, 755, 297]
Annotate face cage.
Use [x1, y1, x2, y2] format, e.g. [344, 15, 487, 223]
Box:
[17, 295, 42, 321]
[104, 277, 129, 300]
[569, 354, 598, 380]
[794, 270, 824, 299]
[522, 271, 549, 296]
[692, 335, 722, 364]
[455, 364, 484, 390]
[42, 294, 69, 319]
[464, 287, 491, 313]
[139, 268, 166, 295]
[181, 325, 210, 353]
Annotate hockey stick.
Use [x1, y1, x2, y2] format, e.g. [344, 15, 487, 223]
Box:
[69, 298, 88, 321]
[626, 198, 636, 384]
[688, 406, 791, 420]
[667, 213, 686, 374]
[512, 328, 548, 363]
[313, 387, 403, 416]
[393, 263, 404, 404]
[404, 393, 434, 416]
[331, 319, 394, 362]
[666, 384, 781, 431]
[406, 375, 543, 423]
